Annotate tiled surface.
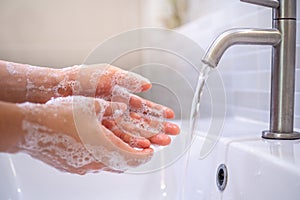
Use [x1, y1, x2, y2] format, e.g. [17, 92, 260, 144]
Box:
[178, 0, 300, 129]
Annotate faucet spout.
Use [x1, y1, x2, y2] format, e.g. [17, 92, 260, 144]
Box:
[201, 0, 300, 140]
[202, 28, 281, 68]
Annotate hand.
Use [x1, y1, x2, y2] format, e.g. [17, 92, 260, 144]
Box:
[0, 61, 179, 148]
[17, 96, 153, 175]
[2, 61, 180, 160]
[59, 64, 180, 148]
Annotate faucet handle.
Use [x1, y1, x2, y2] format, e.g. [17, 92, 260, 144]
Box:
[241, 0, 279, 8]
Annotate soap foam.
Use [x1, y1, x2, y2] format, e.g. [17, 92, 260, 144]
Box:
[111, 85, 131, 105]
[110, 85, 165, 138]
[8, 62, 150, 104]
[74, 64, 108, 97]
[112, 70, 150, 93]
[53, 78, 82, 96]
[17, 96, 150, 173]
[11, 62, 157, 172]
[19, 120, 97, 169]
[71, 96, 150, 169]
[6, 62, 21, 76]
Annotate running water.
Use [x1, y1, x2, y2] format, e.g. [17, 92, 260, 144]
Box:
[190, 64, 211, 136]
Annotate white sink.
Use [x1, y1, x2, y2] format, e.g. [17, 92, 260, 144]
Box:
[184, 118, 300, 200]
[1, 118, 300, 200]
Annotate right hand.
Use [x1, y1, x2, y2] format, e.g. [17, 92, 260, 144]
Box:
[17, 96, 153, 175]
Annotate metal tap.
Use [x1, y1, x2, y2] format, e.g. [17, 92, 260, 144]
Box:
[202, 0, 300, 140]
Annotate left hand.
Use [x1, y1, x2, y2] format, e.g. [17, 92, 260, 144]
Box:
[2, 61, 180, 149]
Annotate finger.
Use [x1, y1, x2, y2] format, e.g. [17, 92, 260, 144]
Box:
[93, 99, 127, 118]
[164, 122, 180, 135]
[111, 67, 152, 93]
[149, 134, 171, 146]
[101, 125, 154, 154]
[129, 95, 175, 119]
[130, 112, 180, 135]
[114, 115, 163, 138]
[102, 119, 151, 148]
[110, 86, 174, 119]
[97, 126, 153, 168]
[92, 65, 151, 97]
[76, 115, 153, 169]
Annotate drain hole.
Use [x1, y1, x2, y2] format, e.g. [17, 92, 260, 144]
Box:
[218, 168, 225, 185]
[216, 164, 227, 191]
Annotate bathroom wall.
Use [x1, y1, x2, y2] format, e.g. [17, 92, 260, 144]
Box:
[0, 0, 185, 68]
[0, 0, 144, 67]
[178, 0, 300, 128]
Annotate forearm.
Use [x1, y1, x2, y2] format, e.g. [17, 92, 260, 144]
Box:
[0, 60, 67, 103]
[0, 101, 25, 153]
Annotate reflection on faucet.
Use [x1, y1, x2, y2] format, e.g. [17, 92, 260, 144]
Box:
[266, 140, 299, 163]
[202, 28, 281, 68]
[202, 0, 300, 140]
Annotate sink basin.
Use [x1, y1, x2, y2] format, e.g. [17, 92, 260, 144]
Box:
[1, 118, 300, 200]
[184, 118, 300, 200]
[0, 150, 189, 200]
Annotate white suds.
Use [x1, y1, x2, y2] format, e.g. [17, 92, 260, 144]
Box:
[112, 71, 150, 93]
[6, 62, 21, 75]
[111, 85, 165, 138]
[17, 96, 150, 172]
[19, 120, 97, 168]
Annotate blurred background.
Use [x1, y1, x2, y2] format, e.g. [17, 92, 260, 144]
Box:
[0, 0, 204, 68]
[1, 0, 299, 127]
[0, 0, 206, 120]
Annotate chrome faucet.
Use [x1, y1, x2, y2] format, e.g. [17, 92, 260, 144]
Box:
[202, 0, 300, 140]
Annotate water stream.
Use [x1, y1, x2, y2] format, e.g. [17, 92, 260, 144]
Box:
[190, 64, 211, 136]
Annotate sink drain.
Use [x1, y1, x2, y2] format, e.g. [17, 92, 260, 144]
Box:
[216, 164, 228, 191]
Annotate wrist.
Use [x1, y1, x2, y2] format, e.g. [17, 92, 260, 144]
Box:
[55, 65, 81, 98]
[0, 101, 25, 153]
[25, 66, 64, 103]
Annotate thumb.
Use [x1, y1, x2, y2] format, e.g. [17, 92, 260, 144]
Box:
[112, 70, 152, 93]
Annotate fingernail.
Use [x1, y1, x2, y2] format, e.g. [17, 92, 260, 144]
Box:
[142, 148, 154, 154]
[165, 123, 180, 135]
[141, 83, 152, 91]
[150, 134, 171, 146]
[135, 138, 151, 148]
[164, 108, 175, 118]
